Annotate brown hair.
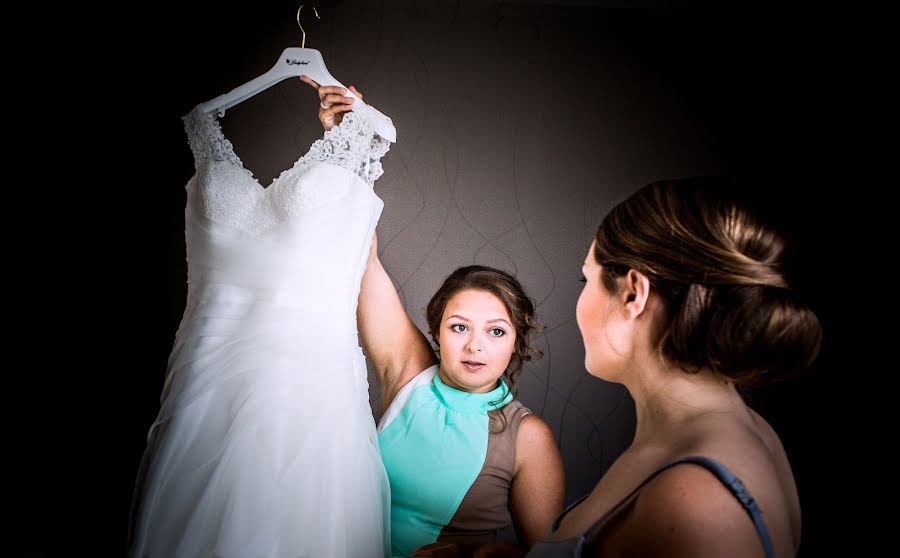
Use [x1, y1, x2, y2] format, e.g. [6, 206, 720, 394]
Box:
[426, 265, 543, 400]
[593, 178, 821, 386]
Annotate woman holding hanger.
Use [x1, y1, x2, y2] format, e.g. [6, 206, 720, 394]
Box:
[522, 178, 820, 558]
[301, 77, 565, 558]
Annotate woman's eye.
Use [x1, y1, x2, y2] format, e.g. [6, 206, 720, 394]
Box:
[489, 328, 505, 337]
[450, 324, 467, 333]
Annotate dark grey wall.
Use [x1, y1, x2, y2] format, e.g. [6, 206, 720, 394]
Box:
[75, 2, 851, 557]
[193, 0, 798, 506]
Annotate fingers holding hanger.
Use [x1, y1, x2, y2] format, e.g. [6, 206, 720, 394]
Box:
[300, 75, 363, 131]
[317, 86, 355, 131]
[299, 75, 321, 89]
[299, 75, 359, 109]
[299, 75, 340, 105]
[319, 94, 353, 132]
[319, 103, 354, 131]
[321, 103, 354, 116]
[320, 90, 354, 110]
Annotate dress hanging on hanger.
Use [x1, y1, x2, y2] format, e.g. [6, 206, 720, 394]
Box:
[128, 6, 396, 557]
[199, 5, 395, 141]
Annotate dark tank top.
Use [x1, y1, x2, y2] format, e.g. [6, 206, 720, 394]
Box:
[526, 456, 775, 558]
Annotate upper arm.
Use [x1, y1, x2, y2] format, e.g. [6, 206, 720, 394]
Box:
[509, 414, 565, 550]
[357, 233, 436, 402]
[616, 464, 766, 558]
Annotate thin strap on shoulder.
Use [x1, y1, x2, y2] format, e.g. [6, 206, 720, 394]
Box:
[550, 492, 591, 531]
[580, 456, 775, 558]
[672, 457, 775, 558]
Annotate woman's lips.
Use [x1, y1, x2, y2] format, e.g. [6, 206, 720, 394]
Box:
[462, 360, 485, 371]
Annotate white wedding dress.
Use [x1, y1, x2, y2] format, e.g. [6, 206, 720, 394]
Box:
[129, 102, 394, 558]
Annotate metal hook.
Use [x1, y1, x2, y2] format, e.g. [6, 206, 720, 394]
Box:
[297, 4, 321, 49]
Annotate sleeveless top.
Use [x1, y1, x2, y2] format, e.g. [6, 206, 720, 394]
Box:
[378, 365, 531, 557]
[526, 456, 776, 557]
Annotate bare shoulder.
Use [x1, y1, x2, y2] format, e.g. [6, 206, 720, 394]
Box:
[747, 408, 788, 457]
[745, 408, 801, 552]
[516, 414, 557, 454]
[514, 413, 563, 476]
[619, 463, 765, 558]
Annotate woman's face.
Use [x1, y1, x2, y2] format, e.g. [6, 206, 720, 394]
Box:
[437, 289, 517, 393]
[576, 241, 626, 380]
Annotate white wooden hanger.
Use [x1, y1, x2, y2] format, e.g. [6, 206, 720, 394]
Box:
[199, 5, 395, 142]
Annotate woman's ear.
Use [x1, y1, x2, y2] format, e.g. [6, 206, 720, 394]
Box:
[622, 269, 651, 319]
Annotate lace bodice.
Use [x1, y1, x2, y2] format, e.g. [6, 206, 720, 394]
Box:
[181, 103, 393, 235]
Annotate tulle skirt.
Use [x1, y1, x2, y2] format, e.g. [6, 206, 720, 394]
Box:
[129, 289, 391, 558]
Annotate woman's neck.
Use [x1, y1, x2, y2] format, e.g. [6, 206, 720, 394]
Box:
[624, 353, 748, 447]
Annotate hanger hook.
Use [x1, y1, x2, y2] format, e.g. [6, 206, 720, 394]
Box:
[297, 5, 321, 49]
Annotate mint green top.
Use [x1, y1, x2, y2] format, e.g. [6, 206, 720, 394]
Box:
[378, 367, 513, 557]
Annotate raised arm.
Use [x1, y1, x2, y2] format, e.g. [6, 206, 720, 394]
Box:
[510, 415, 565, 550]
[358, 233, 437, 410]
